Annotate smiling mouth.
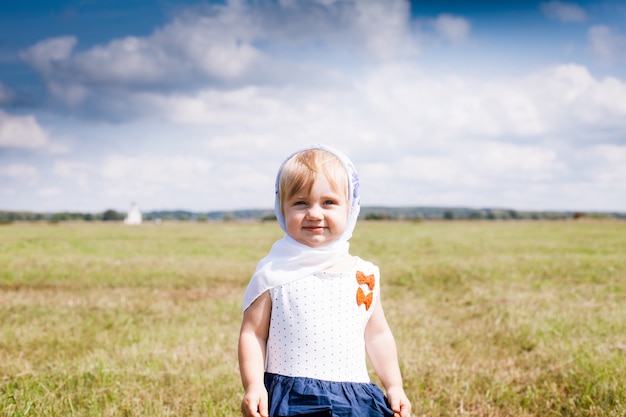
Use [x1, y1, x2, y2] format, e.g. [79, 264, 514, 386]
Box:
[304, 226, 325, 232]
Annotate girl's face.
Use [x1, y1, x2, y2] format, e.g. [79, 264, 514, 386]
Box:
[283, 174, 349, 248]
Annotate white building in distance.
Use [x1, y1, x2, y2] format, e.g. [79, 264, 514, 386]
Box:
[124, 202, 142, 225]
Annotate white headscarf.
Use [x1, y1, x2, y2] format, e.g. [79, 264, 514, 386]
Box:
[242, 144, 361, 311]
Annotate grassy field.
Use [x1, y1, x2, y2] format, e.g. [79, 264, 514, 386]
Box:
[1, 220, 625, 416]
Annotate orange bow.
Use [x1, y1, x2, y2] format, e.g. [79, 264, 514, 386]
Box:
[356, 271, 375, 290]
[356, 287, 373, 310]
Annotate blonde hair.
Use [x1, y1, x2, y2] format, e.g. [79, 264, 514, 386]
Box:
[278, 149, 349, 216]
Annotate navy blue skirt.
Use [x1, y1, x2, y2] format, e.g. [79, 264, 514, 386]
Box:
[264, 373, 394, 417]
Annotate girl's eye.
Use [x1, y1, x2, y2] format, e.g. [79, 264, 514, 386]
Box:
[324, 200, 337, 205]
[294, 201, 307, 206]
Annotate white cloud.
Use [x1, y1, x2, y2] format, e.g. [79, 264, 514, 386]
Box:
[100, 154, 212, 198]
[0, 110, 71, 153]
[19, 36, 77, 76]
[37, 187, 62, 197]
[0, 111, 50, 149]
[139, 87, 301, 127]
[358, 64, 547, 143]
[541, 1, 587, 22]
[529, 65, 626, 128]
[431, 14, 471, 43]
[585, 144, 626, 182]
[367, 142, 562, 190]
[396, 155, 464, 184]
[466, 143, 563, 182]
[0, 188, 17, 199]
[48, 82, 89, 107]
[0, 164, 38, 186]
[18, 8, 267, 103]
[18, 0, 419, 108]
[349, 0, 417, 58]
[359, 63, 626, 146]
[76, 36, 171, 83]
[53, 161, 92, 187]
[588, 25, 626, 65]
[155, 12, 265, 80]
[101, 154, 210, 181]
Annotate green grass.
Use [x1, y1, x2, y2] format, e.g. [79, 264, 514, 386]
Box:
[1, 220, 625, 416]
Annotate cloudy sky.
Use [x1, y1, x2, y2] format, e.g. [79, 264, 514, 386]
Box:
[1, 0, 625, 213]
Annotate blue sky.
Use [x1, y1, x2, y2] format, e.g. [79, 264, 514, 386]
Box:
[1, 0, 625, 213]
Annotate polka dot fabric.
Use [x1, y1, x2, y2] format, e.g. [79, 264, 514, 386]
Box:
[266, 257, 379, 383]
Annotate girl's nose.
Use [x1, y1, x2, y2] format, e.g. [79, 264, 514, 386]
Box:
[306, 204, 323, 219]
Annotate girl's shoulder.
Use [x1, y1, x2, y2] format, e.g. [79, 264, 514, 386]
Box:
[322, 255, 379, 275]
[353, 256, 379, 276]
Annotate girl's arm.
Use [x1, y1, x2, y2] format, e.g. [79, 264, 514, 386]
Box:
[238, 291, 272, 417]
[364, 297, 411, 417]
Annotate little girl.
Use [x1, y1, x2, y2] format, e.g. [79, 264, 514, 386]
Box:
[238, 144, 411, 417]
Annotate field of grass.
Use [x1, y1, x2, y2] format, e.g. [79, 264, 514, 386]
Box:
[1, 220, 625, 416]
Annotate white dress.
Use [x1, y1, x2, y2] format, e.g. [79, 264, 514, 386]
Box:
[265, 257, 380, 383]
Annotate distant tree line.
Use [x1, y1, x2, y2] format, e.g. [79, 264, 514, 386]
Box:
[0, 209, 126, 223]
[361, 207, 626, 221]
[1, 207, 624, 224]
